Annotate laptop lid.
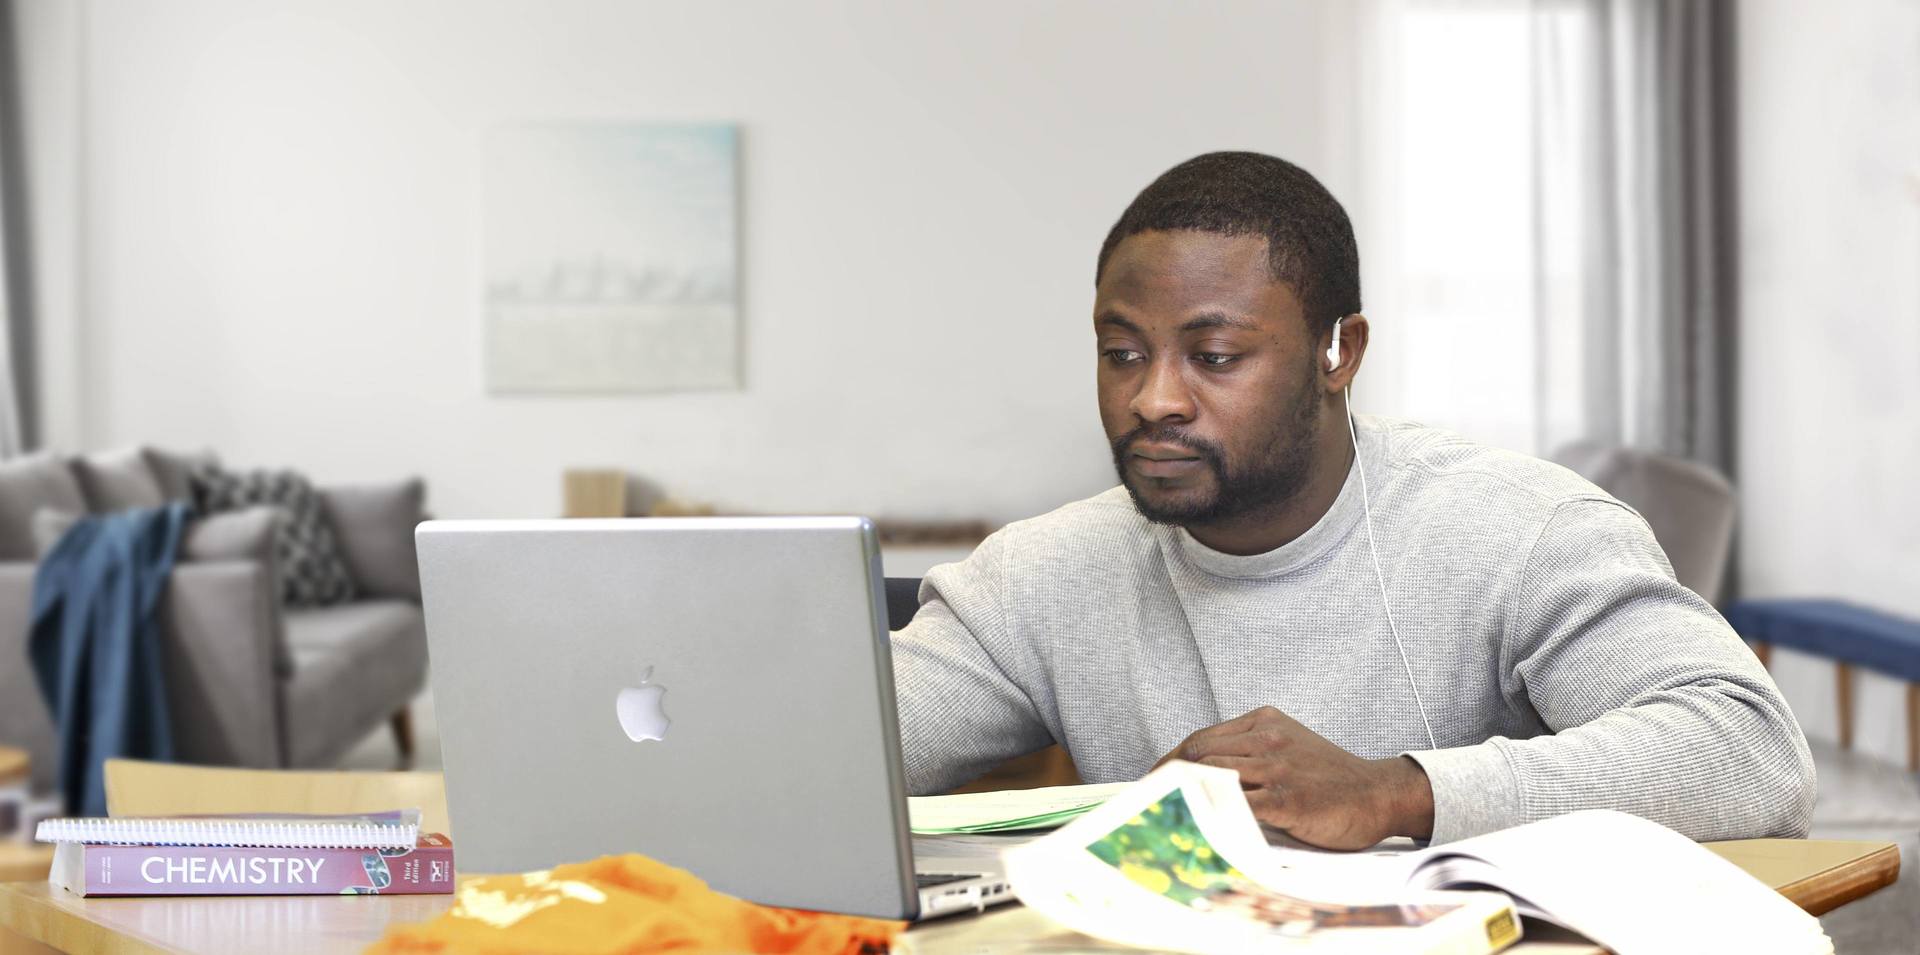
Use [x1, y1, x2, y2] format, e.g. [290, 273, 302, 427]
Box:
[416, 516, 920, 919]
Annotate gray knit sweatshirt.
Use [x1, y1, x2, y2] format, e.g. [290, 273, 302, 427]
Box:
[891, 416, 1815, 843]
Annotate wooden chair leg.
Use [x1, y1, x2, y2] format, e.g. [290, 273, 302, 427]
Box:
[391, 708, 416, 771]
[1751, 641, 1772, 670]
[1908, 682, 1919, 774]
[1836, 664, 1854, 752]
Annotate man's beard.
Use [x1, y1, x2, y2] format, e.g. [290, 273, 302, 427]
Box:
[1110, 373, 1324, 530]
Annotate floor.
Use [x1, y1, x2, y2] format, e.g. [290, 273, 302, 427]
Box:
[1806, 741, 1920, 954]
[339, 690, 444, 774]
[341, 695, 1920, 954]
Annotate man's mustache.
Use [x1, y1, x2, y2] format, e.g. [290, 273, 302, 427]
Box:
[1112, 427, 1226, 465]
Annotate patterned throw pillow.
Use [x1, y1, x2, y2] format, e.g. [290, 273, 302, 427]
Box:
[190, 465, 359, 607]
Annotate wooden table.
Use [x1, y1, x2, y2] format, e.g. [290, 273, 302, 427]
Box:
[0, 839, 1898, 955]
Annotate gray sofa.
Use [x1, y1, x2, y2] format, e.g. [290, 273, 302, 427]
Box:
[0, 447, 429, 795]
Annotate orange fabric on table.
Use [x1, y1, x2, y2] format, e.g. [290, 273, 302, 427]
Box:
[365, 854, 905, 955]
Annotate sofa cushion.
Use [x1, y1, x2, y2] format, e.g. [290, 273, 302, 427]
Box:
[73, 447, 168, 513]
[192, 465, 358, 608]
[29, 507, 80, 558]
[180, 506, 279, 563]
[0, 564, 57, 791]
[0, 452, 88, 560]
[180, 507, 294, 692]
[281, 601, 428, 768]
[143, 447, 220, 503]
[321, 479, 426, 601]
[36, 506, 264, 563]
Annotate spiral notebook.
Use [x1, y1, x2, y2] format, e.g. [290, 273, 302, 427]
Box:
[35, 809, 421, 849]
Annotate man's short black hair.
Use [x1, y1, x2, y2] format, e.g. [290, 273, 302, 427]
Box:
[1096, 152, 1361, 338]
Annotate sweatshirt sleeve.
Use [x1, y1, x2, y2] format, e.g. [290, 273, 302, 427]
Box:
[1405, 498, 1816, 843]
[890, 530, 1055, 795]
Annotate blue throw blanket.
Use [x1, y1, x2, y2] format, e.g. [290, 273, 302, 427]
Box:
[29, 503, 191, 815]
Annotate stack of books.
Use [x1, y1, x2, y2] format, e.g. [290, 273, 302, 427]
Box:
[36, 809, 455, 897]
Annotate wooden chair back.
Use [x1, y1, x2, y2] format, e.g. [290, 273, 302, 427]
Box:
[102, 760, 451, 838]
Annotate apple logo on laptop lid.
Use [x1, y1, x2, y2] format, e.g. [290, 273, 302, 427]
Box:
[616, 667, 672, 743]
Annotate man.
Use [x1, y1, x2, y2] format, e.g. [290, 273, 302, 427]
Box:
[890, 151, 1814, 849]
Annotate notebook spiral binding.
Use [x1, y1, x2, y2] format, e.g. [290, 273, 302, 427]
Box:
[33, 810, 421, 849]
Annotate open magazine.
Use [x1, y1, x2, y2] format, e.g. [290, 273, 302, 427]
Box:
[1006, 763, 1832, 955]
[1005, 763, 1520, 954]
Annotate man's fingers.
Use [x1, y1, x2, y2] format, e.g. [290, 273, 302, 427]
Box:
[1156, 724, 1239, 767]
[1188, 753, 1268, 787]
[1160, 706, 1301, 766]
[1258, 822, 1321, 850]
[1173, 725, 1262, 763]
[1244, 785, 1297, 831]
[1177, 714, 1309, 762]
[1213, 707, 1275, 733]
[1174, 712, 1281, 759]
[1207, 706, 1295, 737]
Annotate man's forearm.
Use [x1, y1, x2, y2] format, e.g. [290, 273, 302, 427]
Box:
[1368, 755, 1435, 841]
[1407, 689, 1814, 843]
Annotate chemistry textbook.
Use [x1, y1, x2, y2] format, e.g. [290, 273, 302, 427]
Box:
[38, 810, 455, 897]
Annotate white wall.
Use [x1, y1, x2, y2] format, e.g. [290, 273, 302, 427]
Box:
[1737, 0, 1920, 762]
[63, 0, 1358, 524]
[44, 0, 1920, 759]
[15, 0, 85, 452]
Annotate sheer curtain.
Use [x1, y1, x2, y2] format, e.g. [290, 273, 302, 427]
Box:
[1530, 0, 1736, 471]
[1360, 0, 1736, 473]
[0, 0, 32, 458]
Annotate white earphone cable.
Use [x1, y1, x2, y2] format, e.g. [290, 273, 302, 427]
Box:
[1344, 385, 1439, 751]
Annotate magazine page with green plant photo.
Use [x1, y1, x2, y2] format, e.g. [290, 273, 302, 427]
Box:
[1003, 762, 1521, 955]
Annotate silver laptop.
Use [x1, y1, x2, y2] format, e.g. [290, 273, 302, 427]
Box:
[416, 516, 1012, 920]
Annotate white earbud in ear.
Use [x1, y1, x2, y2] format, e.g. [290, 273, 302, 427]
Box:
[1325, 317, 1344, 372]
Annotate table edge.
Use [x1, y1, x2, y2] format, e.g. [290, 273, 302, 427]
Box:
[1777, 842, 1902, 916]
[1, 879, 180, 955]
[0, 837, 1901, 952]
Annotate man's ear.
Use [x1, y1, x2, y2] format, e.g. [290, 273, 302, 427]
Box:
[1324, 314, 1369, 392]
